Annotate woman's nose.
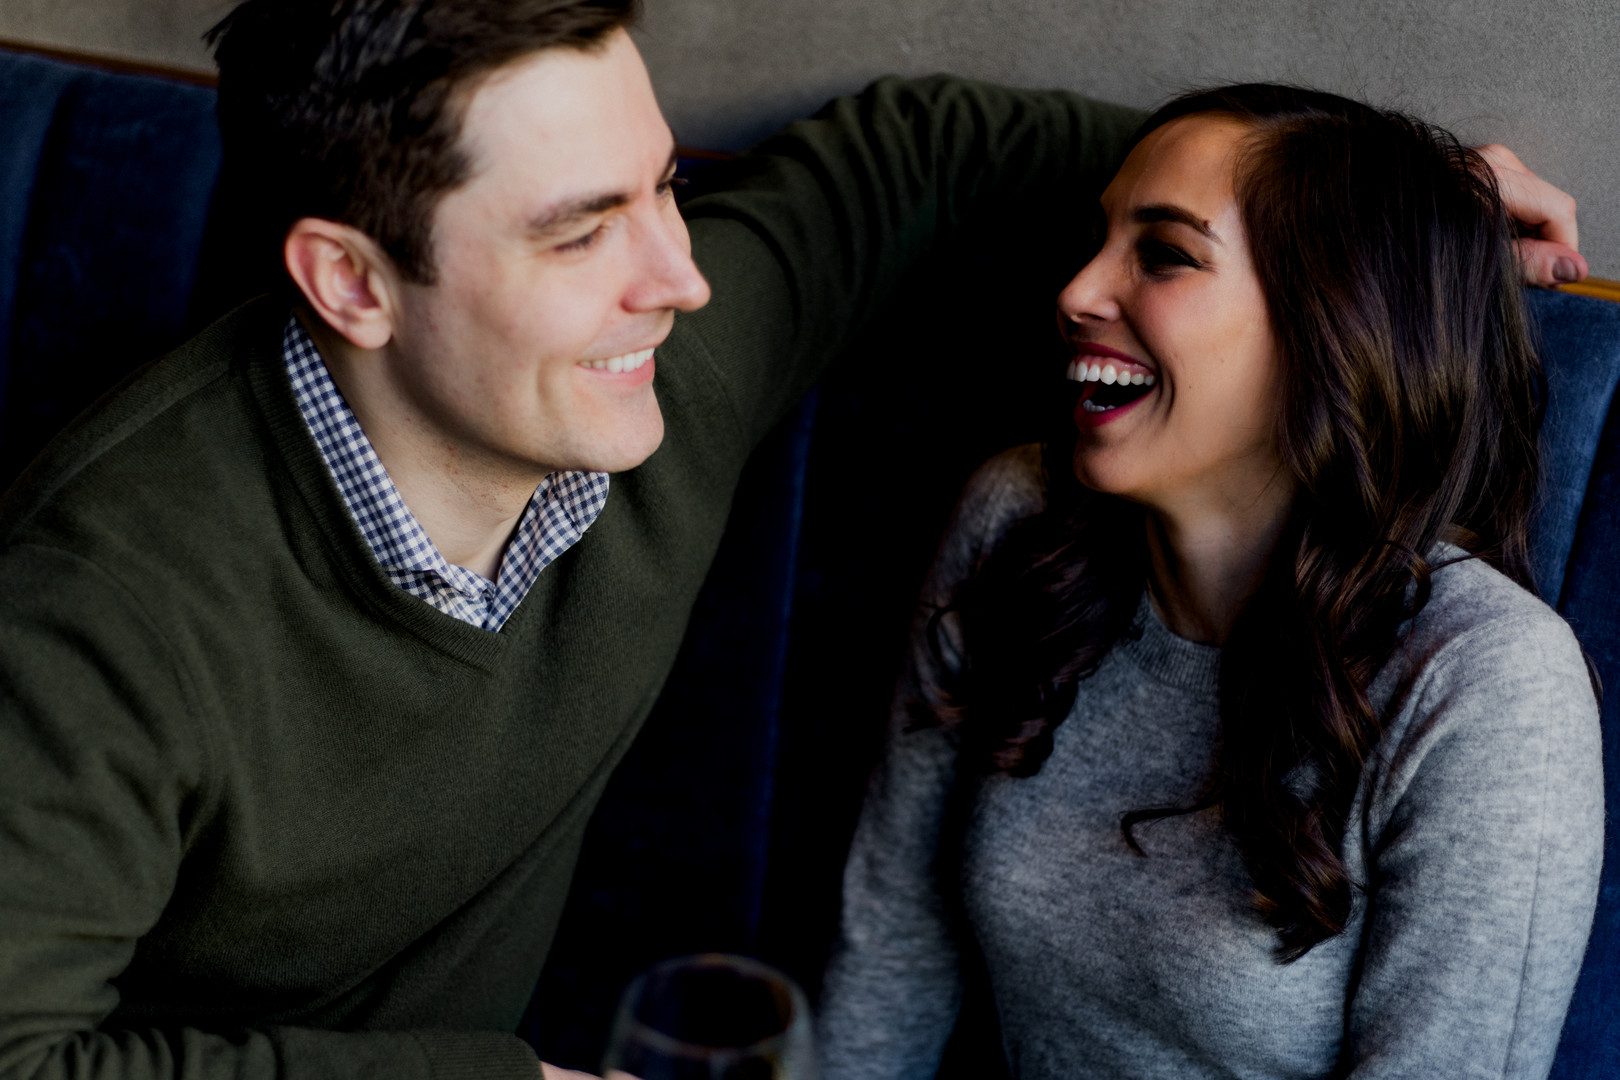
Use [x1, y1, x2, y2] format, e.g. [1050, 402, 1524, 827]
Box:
[1057, 251, 1123, 326]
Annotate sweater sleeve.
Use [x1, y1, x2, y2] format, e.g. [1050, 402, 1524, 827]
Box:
[816, 447, 1046, 1080]
[1339, 608, 1604, 1079]
[0, 546, 540, 1080]
[680, 76, 1143, 449]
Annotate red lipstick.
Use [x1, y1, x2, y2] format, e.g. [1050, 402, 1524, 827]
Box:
[1074, 342, 1142, 365]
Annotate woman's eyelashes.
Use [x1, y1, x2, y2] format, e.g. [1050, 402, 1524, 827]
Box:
[1137, 237, 1203, 276]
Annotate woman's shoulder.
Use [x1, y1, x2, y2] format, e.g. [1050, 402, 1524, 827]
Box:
[952, 442, 1047, 541]
[939, 440, 1036, 553]
[1383, 546, 1596, 743]
[925, 444, 1047, 596]
[1411, 547, 1581, 667]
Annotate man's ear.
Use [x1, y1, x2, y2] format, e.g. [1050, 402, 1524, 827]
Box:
[283, 219, 398, 351]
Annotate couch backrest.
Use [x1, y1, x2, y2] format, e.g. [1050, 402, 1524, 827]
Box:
[0, 46, 218, 484]
[1537, 285, 1620, 1078]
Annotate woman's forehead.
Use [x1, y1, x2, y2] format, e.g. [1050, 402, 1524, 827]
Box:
[1103, 115, 1254, 227]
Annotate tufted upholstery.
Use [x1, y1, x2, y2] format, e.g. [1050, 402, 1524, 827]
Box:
[1539, 287, 1620, 1079]
[0, 43, 1615, 1079]
[0, 49, 219, 483]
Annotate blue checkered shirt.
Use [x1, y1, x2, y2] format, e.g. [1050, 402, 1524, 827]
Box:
[283, 317, 610, 632]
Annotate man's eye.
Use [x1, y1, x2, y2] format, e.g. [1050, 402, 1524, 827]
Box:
[657, 175, 689, 199]
[557, 225, 606, 253]
[1138, 239, 1200, 274]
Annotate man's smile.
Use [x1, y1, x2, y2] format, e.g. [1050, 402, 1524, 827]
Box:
[578, 346, 655, 373]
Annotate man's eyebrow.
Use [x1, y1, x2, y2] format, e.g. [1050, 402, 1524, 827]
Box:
[526, 192, 629, 239]
[1133, 204, 1220, 242]
[525, 143, 681, 240]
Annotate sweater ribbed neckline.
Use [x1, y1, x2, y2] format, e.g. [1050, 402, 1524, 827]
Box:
[1117, 594, 1223, 698]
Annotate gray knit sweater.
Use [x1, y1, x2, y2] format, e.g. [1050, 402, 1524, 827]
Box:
[816, 445, 1604, 1080]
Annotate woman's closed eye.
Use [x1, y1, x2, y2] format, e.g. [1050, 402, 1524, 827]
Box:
[1137, 238, 1203, 275]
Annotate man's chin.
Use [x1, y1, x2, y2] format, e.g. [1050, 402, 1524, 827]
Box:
[574, 414, 666, 475]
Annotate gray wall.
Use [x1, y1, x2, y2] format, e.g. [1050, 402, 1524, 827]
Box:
[634, 0, 1620, 276]
[0, 0, 226, 72]
[4, 0, 1616, 273]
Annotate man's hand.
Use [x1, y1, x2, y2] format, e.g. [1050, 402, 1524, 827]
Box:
[1478, 143, 1588, 287]
[541, 1063, 601, 1080]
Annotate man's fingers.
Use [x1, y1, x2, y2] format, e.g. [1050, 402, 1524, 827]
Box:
[541, 1063, 602, 1080]
[1476, 142, 1528, 175]
[1478, 142, 1586, 286]
[1515, 237, 1589, 288]
[1483, 148, 1581, 252]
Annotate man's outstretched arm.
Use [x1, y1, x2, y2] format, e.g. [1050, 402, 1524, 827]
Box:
[677, 75, 1146, 450]
[674, 78, 1587, 451]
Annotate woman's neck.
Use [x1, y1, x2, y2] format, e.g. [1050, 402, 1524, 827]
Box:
[1143, 479, 1295, 646]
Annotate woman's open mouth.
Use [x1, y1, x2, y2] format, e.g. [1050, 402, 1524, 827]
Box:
[1066, 357, 1156, 423]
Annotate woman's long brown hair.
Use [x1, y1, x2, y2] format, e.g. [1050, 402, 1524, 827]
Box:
[924, 85, 1544, 960]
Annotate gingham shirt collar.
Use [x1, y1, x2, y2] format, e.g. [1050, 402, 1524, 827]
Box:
[282, 316, 610, 632]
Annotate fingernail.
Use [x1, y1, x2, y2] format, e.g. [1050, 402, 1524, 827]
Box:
[1554, 257, 1580, 283]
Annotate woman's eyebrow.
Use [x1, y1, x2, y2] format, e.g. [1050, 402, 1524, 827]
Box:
[1133, 204, 1221, 242]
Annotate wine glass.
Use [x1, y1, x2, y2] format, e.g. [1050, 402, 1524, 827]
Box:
[601, 953, 818, 1080]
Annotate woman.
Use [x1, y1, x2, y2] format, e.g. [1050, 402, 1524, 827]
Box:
[815, 85, 1604, 1080]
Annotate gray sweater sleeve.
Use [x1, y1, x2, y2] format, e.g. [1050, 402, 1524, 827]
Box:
[1339, 598, 1604, 1078]
[815, 448, 1046, 1080]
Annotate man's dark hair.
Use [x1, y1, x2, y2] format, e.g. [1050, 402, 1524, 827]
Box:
[206, 0, 640, 285]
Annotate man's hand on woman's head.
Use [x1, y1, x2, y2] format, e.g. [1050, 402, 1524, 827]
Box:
[1478, 143, 1589, 287]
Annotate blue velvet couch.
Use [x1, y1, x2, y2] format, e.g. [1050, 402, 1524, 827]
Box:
[1, 43, 1615, 1077]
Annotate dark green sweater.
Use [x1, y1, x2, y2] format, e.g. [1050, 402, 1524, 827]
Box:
[0, 77, 1139, 1079]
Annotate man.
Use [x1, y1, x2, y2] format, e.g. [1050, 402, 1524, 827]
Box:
[0, 0, 1585, 1077]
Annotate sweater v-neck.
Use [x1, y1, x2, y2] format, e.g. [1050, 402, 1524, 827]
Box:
[239, 300, 533, 673]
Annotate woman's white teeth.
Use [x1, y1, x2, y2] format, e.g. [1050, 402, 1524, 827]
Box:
[582, 347, 654, 373]
[1066, 360, 1156, 386]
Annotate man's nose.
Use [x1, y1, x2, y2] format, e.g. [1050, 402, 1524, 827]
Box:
[625, 210, 711, 314]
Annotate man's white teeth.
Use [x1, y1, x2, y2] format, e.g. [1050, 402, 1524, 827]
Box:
[582, 347, 654, 373]
[1065, 360, 1156, 386]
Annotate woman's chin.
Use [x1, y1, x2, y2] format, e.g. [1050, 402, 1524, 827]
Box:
[1070, 450, 1149, 502]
